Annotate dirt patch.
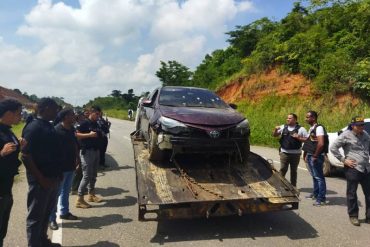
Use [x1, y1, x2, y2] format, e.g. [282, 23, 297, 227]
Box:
[217, 69, 356, 108]
[217, 69, 311, 103]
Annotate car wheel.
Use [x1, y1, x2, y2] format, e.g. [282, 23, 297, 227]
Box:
[323, 155, 332, 177]
[148, 128, 163, 161]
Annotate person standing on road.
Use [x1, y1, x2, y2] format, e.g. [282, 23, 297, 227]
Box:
[70, 110, 87, 195]
[21, 98, 62, 247]
[97, 112, 110, 169]
[49, 108, 79, 231]
[0, 99, 24, 247]
[330, 116, 370, 226]
[273, 113, 308, 188]
[302, 110, 327, 207]
[75, 106, 104, 208]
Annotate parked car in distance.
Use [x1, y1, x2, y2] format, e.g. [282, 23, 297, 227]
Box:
[137, 86, 250, 162]
[326, 118, 370, 175]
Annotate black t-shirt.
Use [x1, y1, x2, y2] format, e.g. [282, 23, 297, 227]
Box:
[55, 123, 78, 172]
[22, 118, 63, 178]
[0, 123, 21, 196]
[77, 119, 101, 149]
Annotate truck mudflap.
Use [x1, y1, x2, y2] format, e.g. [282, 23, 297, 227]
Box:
[131, 132, 299, 221]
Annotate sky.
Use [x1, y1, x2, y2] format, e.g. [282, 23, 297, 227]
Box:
[0, 0, 297, 106]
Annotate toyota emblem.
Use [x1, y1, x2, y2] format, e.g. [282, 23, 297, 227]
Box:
[208, 130, 220, 138]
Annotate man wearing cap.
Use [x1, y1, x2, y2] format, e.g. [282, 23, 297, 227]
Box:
[330, 116, 370, 226]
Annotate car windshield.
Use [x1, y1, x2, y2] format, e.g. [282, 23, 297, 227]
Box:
[159, 87, 229, 108]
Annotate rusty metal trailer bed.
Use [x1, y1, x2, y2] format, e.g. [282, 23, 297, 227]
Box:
[131, 133, 299, 221]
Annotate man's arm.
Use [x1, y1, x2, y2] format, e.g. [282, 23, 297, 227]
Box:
[21, 153, 57, 189]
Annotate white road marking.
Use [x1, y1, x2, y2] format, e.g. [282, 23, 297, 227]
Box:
[123, 136, 131, 141]
[51, 214, 62, 244]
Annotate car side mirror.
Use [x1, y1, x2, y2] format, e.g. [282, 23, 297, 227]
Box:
[229, 103, 237, 110]
[141, 99, 152, 107]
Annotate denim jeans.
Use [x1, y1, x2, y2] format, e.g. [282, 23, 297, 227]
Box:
[306, 154, 326, 202]
[49, 171, 75, 222]
[344, 168, 370, 218]
[78, 149, 100, 196]
[26, 172, 59, 247]
[0, 194, 13, 247]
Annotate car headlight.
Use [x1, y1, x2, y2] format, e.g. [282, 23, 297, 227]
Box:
[159, 116, 189, 134]
[233, 119, 250, 136]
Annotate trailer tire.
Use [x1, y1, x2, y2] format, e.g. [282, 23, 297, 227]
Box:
[148, 128, 163, 161]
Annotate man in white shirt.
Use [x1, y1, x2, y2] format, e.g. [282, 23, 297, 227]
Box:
[273, 113, 308, 187]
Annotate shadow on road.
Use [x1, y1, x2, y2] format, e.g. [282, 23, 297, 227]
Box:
[94, 196, 137, 208]
[97, 187, 129, 197]
[299, 188, 338, 195]
[67, 241, 120, 247]
[63, 214, 132, 230]
[150, 211, 318, 244]
[104, 153, 134, 170]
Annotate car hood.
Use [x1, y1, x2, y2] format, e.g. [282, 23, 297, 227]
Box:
[159, 106, 245, 127]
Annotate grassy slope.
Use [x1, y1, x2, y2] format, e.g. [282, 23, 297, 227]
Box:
[238, 95, 370, 147]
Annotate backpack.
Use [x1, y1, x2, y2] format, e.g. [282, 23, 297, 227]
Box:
[310, 124, 329, 153]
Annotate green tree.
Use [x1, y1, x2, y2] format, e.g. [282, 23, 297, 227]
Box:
[111, 90, 122, 98]
[156, 60, 193, 86]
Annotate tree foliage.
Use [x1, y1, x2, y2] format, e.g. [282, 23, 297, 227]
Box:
[184, 0, 369, 98]
[156, 60, 193, 87]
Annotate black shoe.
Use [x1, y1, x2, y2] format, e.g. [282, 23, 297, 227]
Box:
[43, 238, 62, 247]
[60, 212, 78, 220]
[349, 217, 360, 226]
[49, 220, 59, 230]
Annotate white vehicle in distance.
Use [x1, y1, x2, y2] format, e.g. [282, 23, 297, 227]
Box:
[325, 118, 370, 176]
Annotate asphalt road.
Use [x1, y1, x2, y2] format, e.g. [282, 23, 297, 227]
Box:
[4, 118, 370, 247]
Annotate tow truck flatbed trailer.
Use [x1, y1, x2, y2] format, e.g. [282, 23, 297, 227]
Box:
[131, 132, 299, 221]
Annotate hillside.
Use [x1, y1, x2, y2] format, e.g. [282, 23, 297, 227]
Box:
[216, 69, 360, 109]
[0, 86, 34, 107]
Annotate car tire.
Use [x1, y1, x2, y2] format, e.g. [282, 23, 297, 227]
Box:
[148, 128, 163, 161]
[323, 155, 332, 177]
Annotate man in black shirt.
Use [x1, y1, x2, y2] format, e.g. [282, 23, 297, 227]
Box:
[97, 112, 110, 168]
[0, 99, 23, 247]
[22, 98, 62, 247]
[76, 106, 104, 208]
[49, 108, 79, 231]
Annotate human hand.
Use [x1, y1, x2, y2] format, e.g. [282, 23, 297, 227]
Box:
[0, 142, 17, 157]
[89, 131, 98, 138]
[18, 137, 27, 150]
[344, 159, 357, 168]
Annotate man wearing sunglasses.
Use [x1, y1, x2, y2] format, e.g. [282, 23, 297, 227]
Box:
[330, 116, 370, 226]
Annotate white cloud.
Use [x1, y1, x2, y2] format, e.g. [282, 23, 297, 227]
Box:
[0, 0, 254, 105]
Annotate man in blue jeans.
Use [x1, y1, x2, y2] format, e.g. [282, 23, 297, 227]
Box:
[49, 108, 80, 230]
[302, 110, 327, 206]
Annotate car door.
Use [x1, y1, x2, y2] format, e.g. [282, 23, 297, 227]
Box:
[140, 89, 159, 141]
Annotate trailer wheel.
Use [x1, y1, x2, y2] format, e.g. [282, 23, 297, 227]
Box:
[323, 155, 332, 177]
[148, 128, 163, 161]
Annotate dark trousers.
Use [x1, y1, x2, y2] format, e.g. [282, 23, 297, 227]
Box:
[26, 172, 59, 247]
[344, 168, 370, 219]
[279, 152, 301, 187]
[0, 194, 13, 247]
[99, 136, 108, 166]
[71, 167, 82, 192]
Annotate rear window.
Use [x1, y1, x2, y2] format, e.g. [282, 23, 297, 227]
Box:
[159, 87, 229, 108]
